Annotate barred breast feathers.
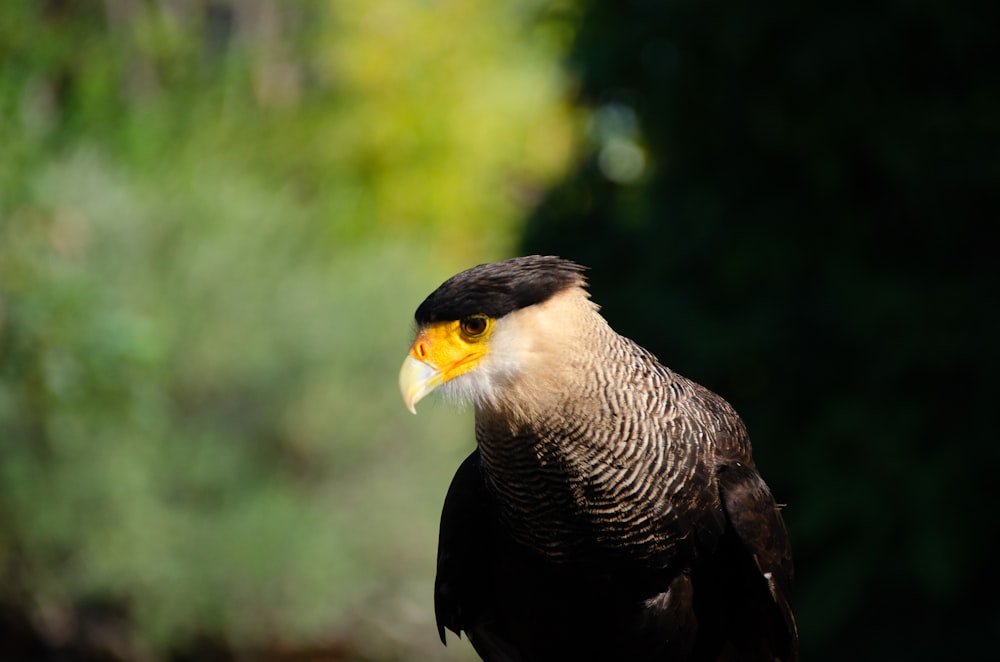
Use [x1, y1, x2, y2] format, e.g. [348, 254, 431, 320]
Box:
[471, 286, 734, 563]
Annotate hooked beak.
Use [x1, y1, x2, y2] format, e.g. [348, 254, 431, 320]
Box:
[398, 354, 444, 414]
[398, 321, 488, 414]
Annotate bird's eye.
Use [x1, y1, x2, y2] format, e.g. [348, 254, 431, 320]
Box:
[460, 315, 489, 338]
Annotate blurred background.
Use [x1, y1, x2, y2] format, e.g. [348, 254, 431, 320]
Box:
[0, 0, 996, 660]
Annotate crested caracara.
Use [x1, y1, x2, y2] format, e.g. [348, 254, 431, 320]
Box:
[399, 255, 797, 662]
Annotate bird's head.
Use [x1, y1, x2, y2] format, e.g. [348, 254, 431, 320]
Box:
[399, 256, 593, 414]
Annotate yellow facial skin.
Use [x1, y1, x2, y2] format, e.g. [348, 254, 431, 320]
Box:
[399, 316, 493, 413]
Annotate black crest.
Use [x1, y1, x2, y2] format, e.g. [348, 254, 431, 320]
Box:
[414, 256, 587, 324]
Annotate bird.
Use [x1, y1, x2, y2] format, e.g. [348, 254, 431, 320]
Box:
[398, 255, 797, 662]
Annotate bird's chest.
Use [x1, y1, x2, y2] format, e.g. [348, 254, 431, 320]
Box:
[476, 420, 702, 567]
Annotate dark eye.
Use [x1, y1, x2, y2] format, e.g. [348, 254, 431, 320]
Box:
[460, 315, 489, 337]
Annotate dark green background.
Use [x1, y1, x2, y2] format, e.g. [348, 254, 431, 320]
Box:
[525, 0, 998, 658]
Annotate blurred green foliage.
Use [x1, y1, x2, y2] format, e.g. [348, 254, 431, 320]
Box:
[524, 0, 998, 659]
[0, 1, 577, 658]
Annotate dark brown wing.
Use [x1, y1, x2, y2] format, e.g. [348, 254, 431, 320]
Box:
[708, 460, 799, 662]
[434, 450, 494, 646]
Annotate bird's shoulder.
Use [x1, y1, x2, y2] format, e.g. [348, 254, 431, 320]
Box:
[707, 459, 799, 661]
[434, 449, 494, 645]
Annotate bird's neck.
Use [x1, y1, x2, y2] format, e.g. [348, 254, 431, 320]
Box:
[473, 325, 687, 565]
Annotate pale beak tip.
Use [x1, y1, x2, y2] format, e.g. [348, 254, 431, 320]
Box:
[399, 354, 441, 415]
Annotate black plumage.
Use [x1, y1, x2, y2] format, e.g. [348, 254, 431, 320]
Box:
[403, 256, 797, 662]
[415, 256, 587, 324]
